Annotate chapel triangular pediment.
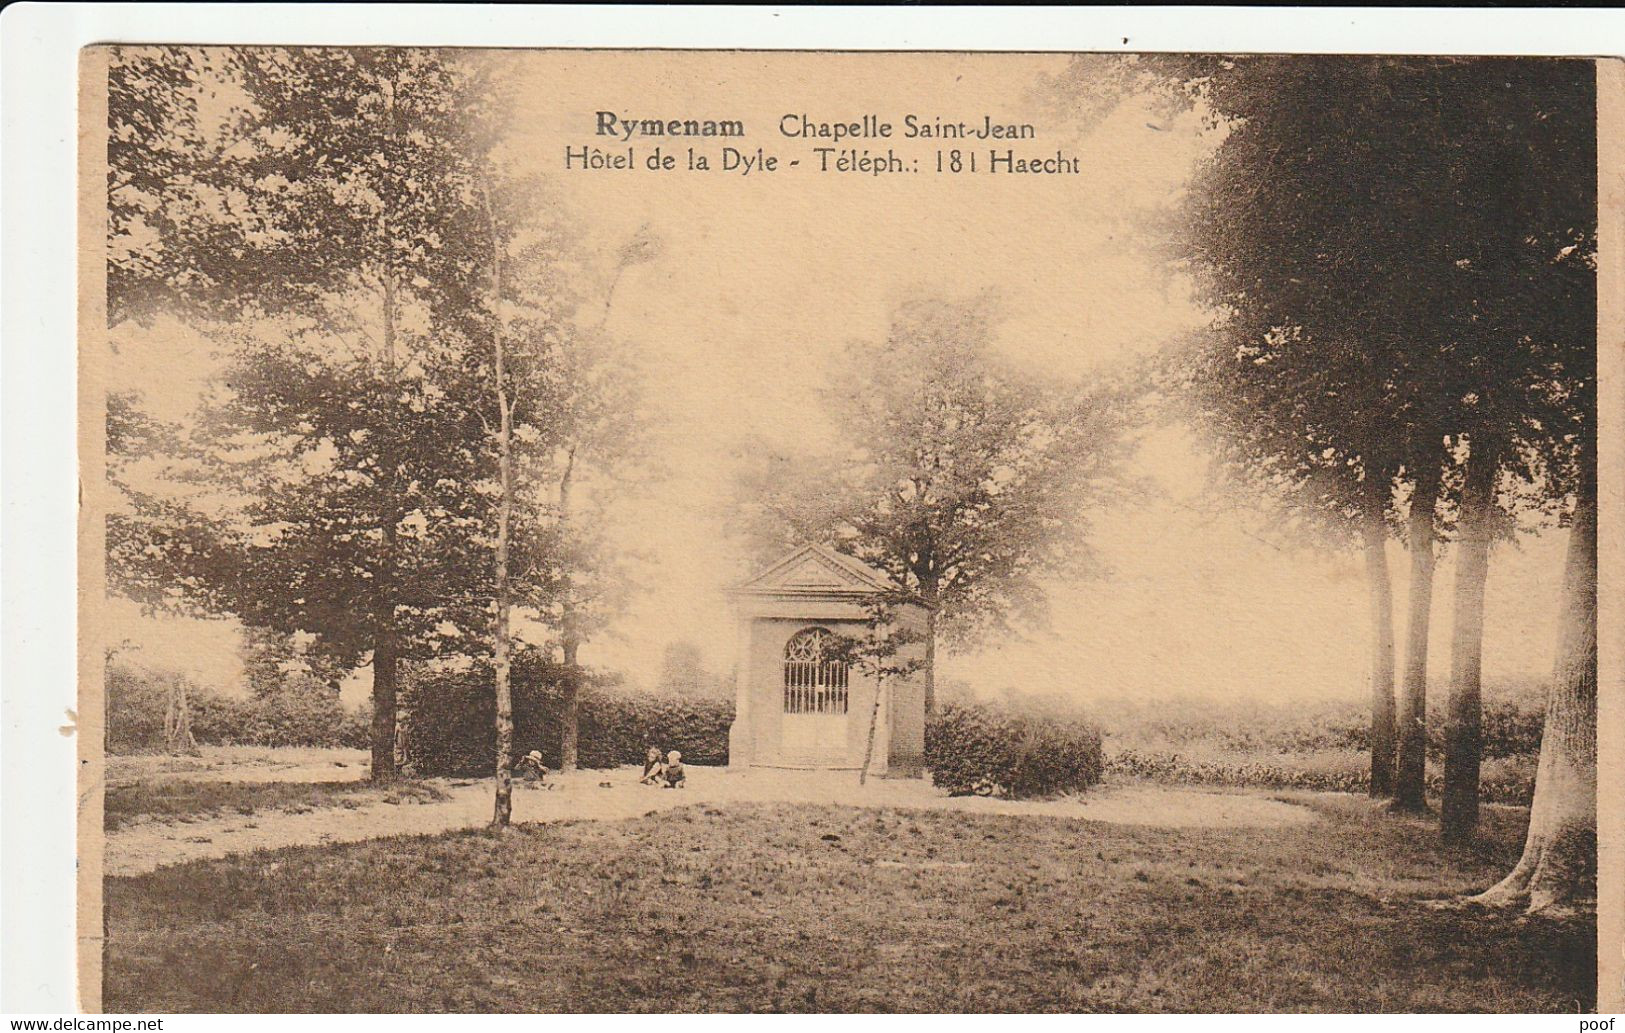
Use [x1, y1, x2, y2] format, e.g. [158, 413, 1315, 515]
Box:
[737, 544, 893, 595]
[777, 555, 853, 588]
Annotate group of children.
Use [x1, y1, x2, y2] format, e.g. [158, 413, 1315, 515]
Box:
[640, 747, 686, 788]
[510, 746, 687, 789]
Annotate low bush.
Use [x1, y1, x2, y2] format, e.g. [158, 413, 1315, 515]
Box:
[1439, 699, 1545, 760]
[106, 661, 369, 753]
[182, 693, 256, 746]
[236, 676, 352, 748]
[107, 663, 202, 753]
[925, 701, 1104, 799]
[400, 655, 733, 777]
[336, 701, 373, 750]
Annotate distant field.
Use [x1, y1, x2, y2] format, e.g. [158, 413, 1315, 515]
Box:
[1080, 694, 1542, 804]
[104, 796, 1592, 1013]
[1104, 743, 1537, 804]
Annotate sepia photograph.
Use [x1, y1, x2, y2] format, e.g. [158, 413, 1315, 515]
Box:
[75, 42, 1613, 1013]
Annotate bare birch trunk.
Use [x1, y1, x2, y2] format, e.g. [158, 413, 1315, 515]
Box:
[368, 80, 403, 784]
[1363, 501, 1397, 798]
[485, 188, 514, 828]
[558, 446, 581, 773]
[1472, 478, 1596, 910]
[369, 266, 401, 783]
[1442, 436, 1501, 843]
[1393, 457, 1442, 812]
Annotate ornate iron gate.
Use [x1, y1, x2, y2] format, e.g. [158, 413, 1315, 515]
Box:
[783, 627, 849, 714]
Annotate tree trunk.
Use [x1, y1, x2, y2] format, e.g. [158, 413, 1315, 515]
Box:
[491, 494, 514, 828]
[1393, 456, 1442, 812]
[1442, 437, 1502, 843]
[486, 186, 514, 828]
[164, 676, 197, 755]
[162, 678, 177, 749]
[923, 608, 938, 717]
[370, 633, 398, 782]
[173, 677, 196, 755]
[558, 446, 581, 773]
[560, 638, 580, 771]
[1363, 504, 1397, 798]
[1472, 479, 1596, 910]
[860, 676, 884, 786]
[369, 258, 401, 783]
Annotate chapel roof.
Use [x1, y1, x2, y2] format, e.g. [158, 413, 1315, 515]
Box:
[732, 543, 904, 598]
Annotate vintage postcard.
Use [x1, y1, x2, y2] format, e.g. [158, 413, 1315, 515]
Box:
[77, 45, 1621, 1013]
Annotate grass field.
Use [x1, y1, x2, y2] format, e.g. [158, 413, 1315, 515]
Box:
[104, 794, 1594, 1013]
[104, 779, 447, 832]
[106, 746, 370, 783]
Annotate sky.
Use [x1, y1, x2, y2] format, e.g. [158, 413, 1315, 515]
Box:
[105, 51, 1571, 707]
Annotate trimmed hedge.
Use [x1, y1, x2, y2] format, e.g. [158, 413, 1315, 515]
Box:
[925, 701, 1104, 799]
[400, 656, 733, 777]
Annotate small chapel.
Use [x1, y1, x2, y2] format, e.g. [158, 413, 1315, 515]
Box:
[727, 544, 930, 776]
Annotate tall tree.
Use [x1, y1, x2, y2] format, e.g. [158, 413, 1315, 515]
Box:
[480, 183, 518, 827]
[1167, 57, 1594, 821]
[441, 151, 605, 809]
[1393, 451, 1447, 813]
[1473, 453, 1596, 910]
[1446, 57, 1599, 884]
[739, 295, 1135, 713]
[1178, 322, 1408, 799]
[227, 50, 501, 779]
[168, 325, 514, 772]
[105, 49, 525, 779]
[1361, 484, 1400, 798]
[106, 46, 229, 326]
[548, 230, 658, 770]
[1168, 59, 1444, 803]
[461, 163, 583, 821]
[1432, 60, 1597, 842]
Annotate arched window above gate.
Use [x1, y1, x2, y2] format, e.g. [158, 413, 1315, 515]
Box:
[783, 627, 849, 714]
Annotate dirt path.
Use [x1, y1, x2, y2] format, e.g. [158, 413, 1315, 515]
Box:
[104, 765, 1317, 876]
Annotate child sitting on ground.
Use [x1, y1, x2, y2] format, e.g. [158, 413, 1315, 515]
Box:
[517, 750, 550, 788]
[662, 750, 686, 789]
[640, 746, 665, 785]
